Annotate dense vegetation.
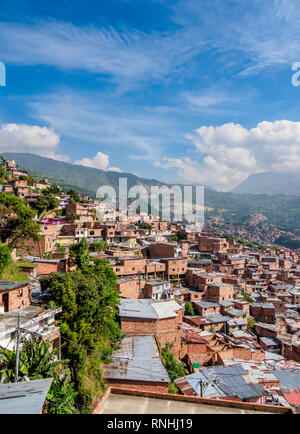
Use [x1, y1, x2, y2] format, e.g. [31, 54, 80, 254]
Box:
[274, 235, 300, 250]
[40, 239, 122, 413]
[184, 302, 195, 316]
[160, 342, 185, 394]
[32, 195, 60, 216]
[0, 192, 40, 248]
[224, 235, 266, 250]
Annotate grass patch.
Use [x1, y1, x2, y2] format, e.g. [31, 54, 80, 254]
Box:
[17, 261, 35, 268]
[0, 262, 30, 282]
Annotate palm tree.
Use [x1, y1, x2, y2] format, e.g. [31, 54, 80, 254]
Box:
[0, 337, 77, 413]
[0, 337, 67, 382]
[45, 371, 78, 414]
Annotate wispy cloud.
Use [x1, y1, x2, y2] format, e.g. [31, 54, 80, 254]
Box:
[170, 0, 300, 75]
[29, 90, 170, 158]
[0, 19, 205, 90]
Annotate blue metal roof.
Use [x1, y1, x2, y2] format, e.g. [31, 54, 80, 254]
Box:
[272, 370, 300, 390]
[0, 378, 53, 414]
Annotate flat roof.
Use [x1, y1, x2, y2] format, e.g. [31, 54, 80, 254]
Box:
[98, 393, 274, 414]
[119, 299, 182, 320]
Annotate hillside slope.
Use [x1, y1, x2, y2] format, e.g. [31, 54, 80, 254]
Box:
[2, 152, 300, 233]
[233, 171, 300, 195]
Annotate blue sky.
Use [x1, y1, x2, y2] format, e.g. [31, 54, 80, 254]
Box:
[1, 0, 300, 190]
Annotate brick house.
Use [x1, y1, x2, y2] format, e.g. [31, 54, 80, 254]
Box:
[198, 236, 228, 253]
[160, 257, 187, 279]
[0, 281, 31, 313]
[205, 282, 234, 302]
[250, 304, 276, 324]
[117, 277, 145, 299]
[119, 299, 183, 356]
[32, 259, 68, 276]
[148, 242, 189, 259]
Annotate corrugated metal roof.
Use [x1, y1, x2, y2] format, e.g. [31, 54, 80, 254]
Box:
[176, 365, 266, 400]
[219, 300, 234, 307]
[260, 337, 279, 347]
[282, 389, 300, 405]
[0, 378, 53, 414]
[272, 370, 300, 390]
[104, 335, 170, 383]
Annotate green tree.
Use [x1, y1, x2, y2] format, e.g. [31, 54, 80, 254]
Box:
[0, 192, 40, 248]
[33, 195, 60, 216]
[184, 302, 194, 316]
[161, 342, 185, 382]
[67, 189, 82, 203]
[0, 165, 9, 183]
[43, 256, 122, 412]
[64, 212, 79, 221]
[55, 242, 66, 254]
[242, 291, 254, 303]
[247, 317, 255, 332]
[90, 240, 108, 252]
[42, 185, 61, 195]
[69, 238, 91, 269]
[0, 242, 12, 274]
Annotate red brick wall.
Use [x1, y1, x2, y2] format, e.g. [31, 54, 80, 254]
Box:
[34, 262, 59, 275]
[206, 284, 234, 302]
[121, 311, 183, 356]
[117, 279, 145, 299]
[121, 318, 157, 336]
[106, 379, 169, 393]
[1, 284, 31, 311]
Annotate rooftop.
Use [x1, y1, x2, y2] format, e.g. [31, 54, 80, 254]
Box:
[119, 299, 182, 320]
[98, 392, 274, 414]
[104, 335, 170, 383]
[0, 378, 53, 414]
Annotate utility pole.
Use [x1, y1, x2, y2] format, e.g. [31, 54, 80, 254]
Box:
[15, 313, 21, 383]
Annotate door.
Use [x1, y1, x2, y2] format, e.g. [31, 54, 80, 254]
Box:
[3, 293, 9, 312]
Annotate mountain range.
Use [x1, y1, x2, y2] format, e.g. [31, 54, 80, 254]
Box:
[2, 152, 300, 235]
[233, 171, 300, 196]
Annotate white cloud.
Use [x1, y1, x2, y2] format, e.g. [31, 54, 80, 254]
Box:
[108, 167, 123, 173]
[74, 151, 122, 172]
[157, 120, 300, 190]
[74, 152, 110, 170]
[0, 123, 69, 161]
[0, 20, 205, 89]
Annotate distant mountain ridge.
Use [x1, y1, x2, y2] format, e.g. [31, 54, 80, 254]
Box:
[2, 152, 167, 193]
[232, 171, 300, 195]
[2, 152, 300, 235]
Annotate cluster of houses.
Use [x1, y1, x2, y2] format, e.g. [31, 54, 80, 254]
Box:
[0, 158, 300, 413]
